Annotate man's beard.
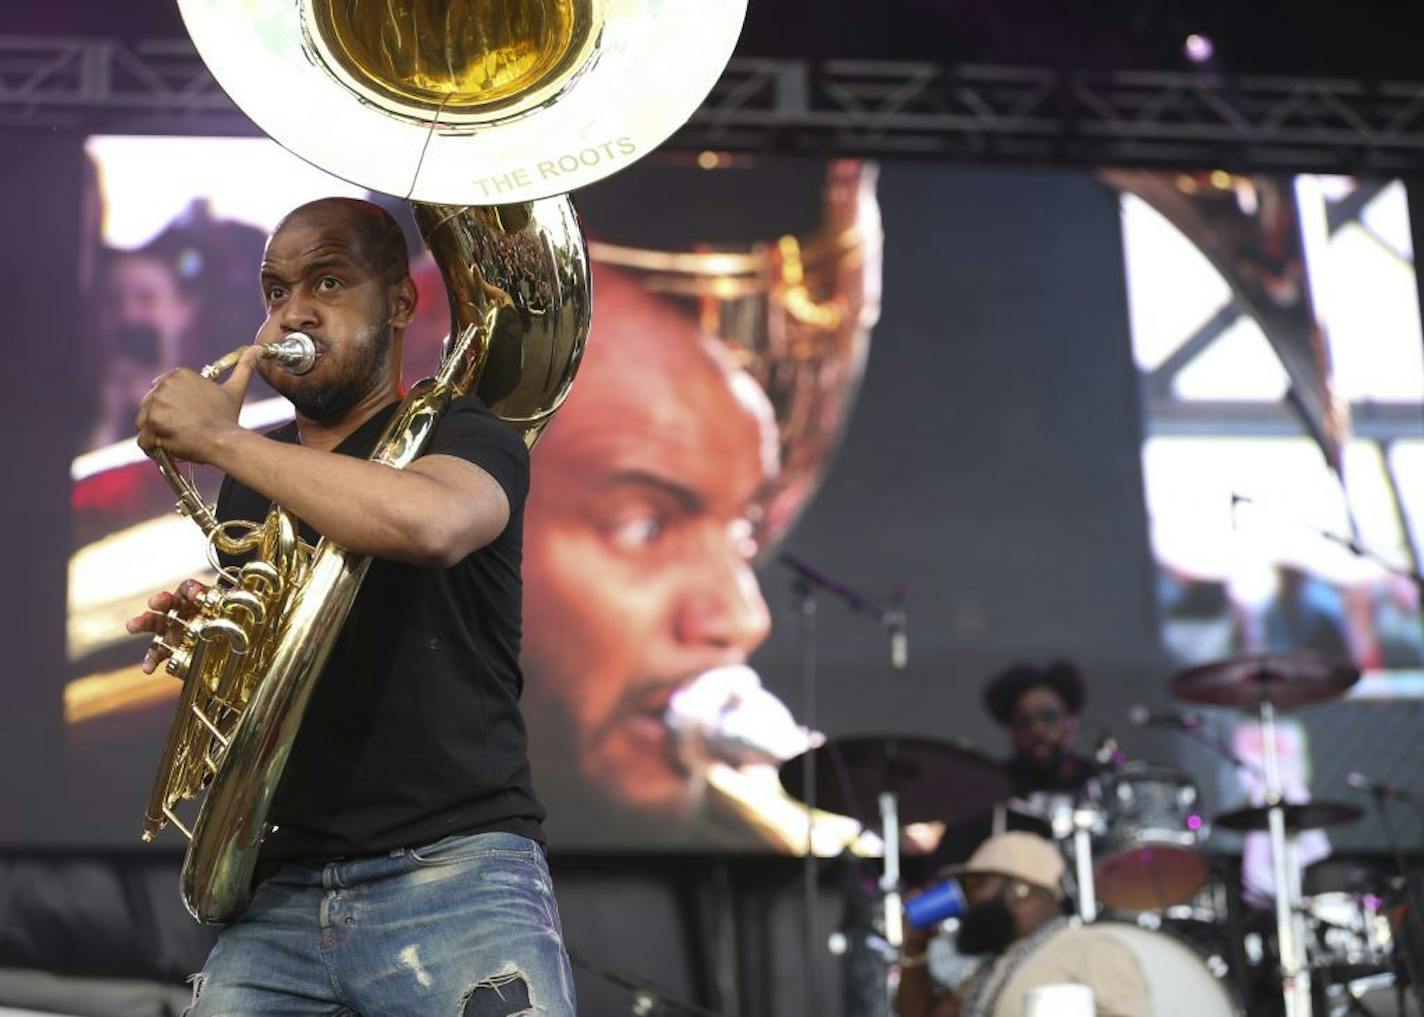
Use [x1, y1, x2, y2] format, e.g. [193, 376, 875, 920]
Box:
[522, 681, 711, 842]
[287, 323, 391, 421]
[955, 896, 1019, 956]
[1011, 742, 1071, 780]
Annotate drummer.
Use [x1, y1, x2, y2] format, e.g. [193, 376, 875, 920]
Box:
[897, 833, 1149, 1017]
[911, 660, 1097, 871]
[987, 659, 1096, 798]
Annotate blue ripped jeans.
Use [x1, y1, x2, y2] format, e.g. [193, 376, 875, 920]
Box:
[185, 832, 576, 1016]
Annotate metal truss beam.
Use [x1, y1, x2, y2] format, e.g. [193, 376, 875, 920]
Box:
[1145, 399, 1424, 442]
[6, 36, 1424, 173]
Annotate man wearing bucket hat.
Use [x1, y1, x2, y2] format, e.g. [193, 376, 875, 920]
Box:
[897, 832, 1148, 1017]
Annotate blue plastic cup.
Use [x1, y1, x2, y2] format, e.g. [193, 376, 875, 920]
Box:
[905, 878, 968, 929]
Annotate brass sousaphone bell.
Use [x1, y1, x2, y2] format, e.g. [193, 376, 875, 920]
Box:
[144, 0, 747, 922]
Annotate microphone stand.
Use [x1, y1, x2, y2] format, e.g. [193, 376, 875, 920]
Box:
[779, 554, 907, 650]
[790, 571, 820, 1015]
[777, 554, 908, 1017]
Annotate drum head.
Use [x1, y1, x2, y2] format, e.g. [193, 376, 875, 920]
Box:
[1094, 922, 1238, 1017]
[1095, 845, 1211, 911]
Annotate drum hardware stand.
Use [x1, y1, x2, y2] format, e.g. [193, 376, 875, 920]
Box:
[1218, 853, 1257, 1008]
[1259, 695, 1314, 1017]
[1072, 807, 1100, 922]
[874, 757, 914, 1017]
[1055, 801, 1100, 923]
[880, 789, 905, 951]
[1170, 651, 1364, 1017]
[831, 855, 899, 1017]
[1357, 783, 1424, 1016]
[1328, 976, 1393, 1017]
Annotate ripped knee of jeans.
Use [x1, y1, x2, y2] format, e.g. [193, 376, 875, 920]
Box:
[181, 972, 207, 1017]
[461, 968, 534, 1017]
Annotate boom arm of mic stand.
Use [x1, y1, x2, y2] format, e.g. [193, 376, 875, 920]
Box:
[1168, 718, 1266, 781]
[779, 553, 899, 630]
[779, 554, 908, 671]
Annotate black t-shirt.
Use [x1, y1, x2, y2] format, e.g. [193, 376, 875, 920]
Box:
[215, 394, 545, 864]
[1003, 752, 1096, 798]
[905, 752, 1096, 879]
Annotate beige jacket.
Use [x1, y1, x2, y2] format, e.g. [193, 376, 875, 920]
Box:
[981, 925, 1150, 1017]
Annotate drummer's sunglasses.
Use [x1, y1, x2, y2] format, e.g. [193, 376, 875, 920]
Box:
[1009, 708, 1063, 730]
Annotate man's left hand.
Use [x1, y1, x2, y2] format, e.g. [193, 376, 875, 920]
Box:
[135, 345, 261, 464]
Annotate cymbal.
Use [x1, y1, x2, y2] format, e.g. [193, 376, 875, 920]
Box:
[1214, 800, 1363, 833]
[1169, 652, 1359, 710]
[779, 735, 1011, 827]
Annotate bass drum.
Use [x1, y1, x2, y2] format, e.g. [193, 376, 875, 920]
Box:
[1095, 921, 1240, 1017]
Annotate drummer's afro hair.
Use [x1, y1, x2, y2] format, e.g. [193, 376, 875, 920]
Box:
[984, 659, 1086, 725]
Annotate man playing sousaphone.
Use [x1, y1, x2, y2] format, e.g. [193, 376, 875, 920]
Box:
[116, 0, 751, 1008]
[128, 198, 576, 1015]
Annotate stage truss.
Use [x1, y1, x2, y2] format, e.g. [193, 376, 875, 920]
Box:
[5, 36, 1424, 173]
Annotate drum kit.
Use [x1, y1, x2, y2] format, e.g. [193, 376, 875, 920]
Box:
[780, 651, 1419, 1017]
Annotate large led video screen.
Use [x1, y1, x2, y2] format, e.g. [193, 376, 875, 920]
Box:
[18, 138, 1422, 855]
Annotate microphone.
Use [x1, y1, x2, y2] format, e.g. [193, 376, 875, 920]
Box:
[1127, 705, 1200, 730]
[1346, 771, 1417, 802]
[778, 554, 909, 670]
[888, 611, 908, 672]
[262, 332, 318, 375]
[888, 584, 908, 670]
[890, 622, 907, 670]
[664, 666, 821, 769]
[1093, 733, 1123, 769]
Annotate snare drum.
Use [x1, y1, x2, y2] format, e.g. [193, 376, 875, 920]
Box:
[1094, 765, 1210, 911]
